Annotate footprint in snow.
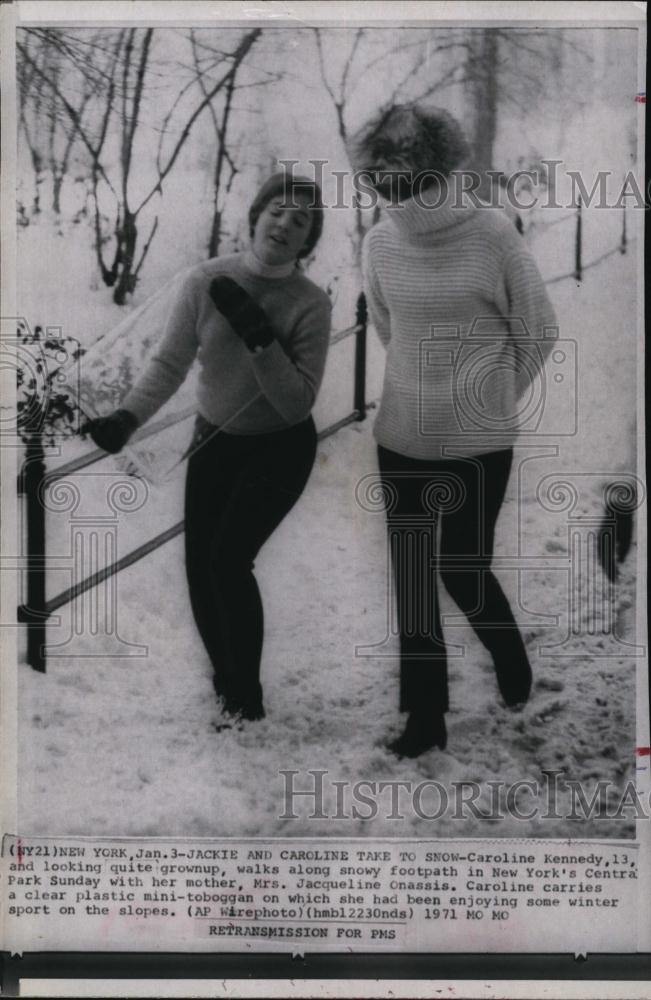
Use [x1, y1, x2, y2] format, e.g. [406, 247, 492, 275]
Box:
[512, 729, 547, 752]
[526, 696, 568, 725]
[457, 714, 489, 735]
[535, 676, 565, 692]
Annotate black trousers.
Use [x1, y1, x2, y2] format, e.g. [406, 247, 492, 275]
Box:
[185, 416, 317, 716]
[377, 445, 532, 714]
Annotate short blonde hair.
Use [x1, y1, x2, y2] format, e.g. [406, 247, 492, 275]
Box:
[347, 104, 469, 179]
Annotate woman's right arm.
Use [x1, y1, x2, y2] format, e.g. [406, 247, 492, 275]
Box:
[121, 270, 201, 427]
[361, 230, 392, 348]
[502, 248, 558, 399]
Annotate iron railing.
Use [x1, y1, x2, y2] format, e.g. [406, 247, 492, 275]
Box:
[18, 292, 369, 672]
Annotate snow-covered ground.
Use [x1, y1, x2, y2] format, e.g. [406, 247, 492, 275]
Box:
[15, 249, 641, 841]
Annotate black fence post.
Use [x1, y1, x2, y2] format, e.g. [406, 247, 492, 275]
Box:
[353, 292, 368, 421]
[574, 196, 583, 282]
[18, 433, 48, 672]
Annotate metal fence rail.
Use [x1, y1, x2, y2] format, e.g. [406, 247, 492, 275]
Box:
[47, 405, 198, 481]
[545, 196, 630, 285]
[18, 293, 369, 671]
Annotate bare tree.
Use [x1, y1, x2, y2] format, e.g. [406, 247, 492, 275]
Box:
[17, 32, 49, 217]
[312, 27, 473, 260]
[188, 29, 273, 257]
[45, 48, 99, 218]
[18, 29, 123, 219]
[312, 28, 379, 260]
[17, 27, 262, 304]
[465, 29, 498, 196]
[312, 26, 592, 218]
[462, 28, 593, 195]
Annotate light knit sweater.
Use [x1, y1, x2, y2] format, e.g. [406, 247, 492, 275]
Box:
[122, 251, 332, 434]
[362, 188, 558, 459]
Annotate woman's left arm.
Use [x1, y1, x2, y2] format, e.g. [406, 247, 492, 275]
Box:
[248, 295, 332, 423]
[503, 249, 558, 398]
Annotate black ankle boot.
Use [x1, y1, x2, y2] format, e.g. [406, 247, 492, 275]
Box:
[222, 695, 265, 722]
[213, 702, 265, 733]
[238, 703, 266, 722]
[388, 710, 447, 758]
[495, 656, 533, 708]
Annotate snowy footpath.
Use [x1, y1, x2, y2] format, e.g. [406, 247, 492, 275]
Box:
[16, 252, 641, 841]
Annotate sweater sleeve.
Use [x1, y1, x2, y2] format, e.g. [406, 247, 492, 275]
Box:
[248, 294, 332, 423]
[361, 231, 392, 347]
[121, 271, 201, 426]
[503, 249, 558, 398]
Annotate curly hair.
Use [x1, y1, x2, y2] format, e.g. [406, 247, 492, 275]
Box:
[347, 104, 470, 185]
[248, 172, 324, 260]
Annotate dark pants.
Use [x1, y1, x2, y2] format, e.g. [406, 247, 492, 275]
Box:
[185, 416, 317, 716]
[377, 445, 532, 714]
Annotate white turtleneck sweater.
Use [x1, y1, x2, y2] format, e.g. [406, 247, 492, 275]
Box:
[122, 250, 332, 434]
[362, 187, 558, 459]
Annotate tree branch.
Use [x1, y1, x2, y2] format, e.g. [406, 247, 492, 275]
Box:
[134, 28, 261, 217]
[16, 38, 118, 198]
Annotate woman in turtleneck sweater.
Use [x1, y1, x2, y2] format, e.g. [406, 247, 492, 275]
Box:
[85, 174, 332, 725]
[349, 105, 557, 758]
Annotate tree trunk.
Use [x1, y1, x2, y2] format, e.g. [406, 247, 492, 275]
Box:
[112, 211, 138, 305]
[33, 171, 44, 215]
[205, 60, 237, 259]
[467, 28, 499, 200]
[209, 209, 222, 258]
[52, 173, 63, 214]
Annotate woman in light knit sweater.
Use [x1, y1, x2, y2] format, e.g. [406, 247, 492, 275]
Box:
[84, 174, 332, 725]
[349, 105, 557, 758]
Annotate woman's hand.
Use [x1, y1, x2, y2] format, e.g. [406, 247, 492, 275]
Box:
[81, 409, 139, 454]
[209, 277, 274, 353]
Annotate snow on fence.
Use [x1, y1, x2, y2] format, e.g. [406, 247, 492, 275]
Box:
[17, 293, 369, 672]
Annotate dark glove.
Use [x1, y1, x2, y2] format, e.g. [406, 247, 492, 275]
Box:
[209, 277, 275, 353]
[81, 408, 139, 454]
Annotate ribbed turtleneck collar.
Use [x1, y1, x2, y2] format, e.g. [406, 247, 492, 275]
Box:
[242, 248, 296, 279]
[381, 178, 476, 238]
